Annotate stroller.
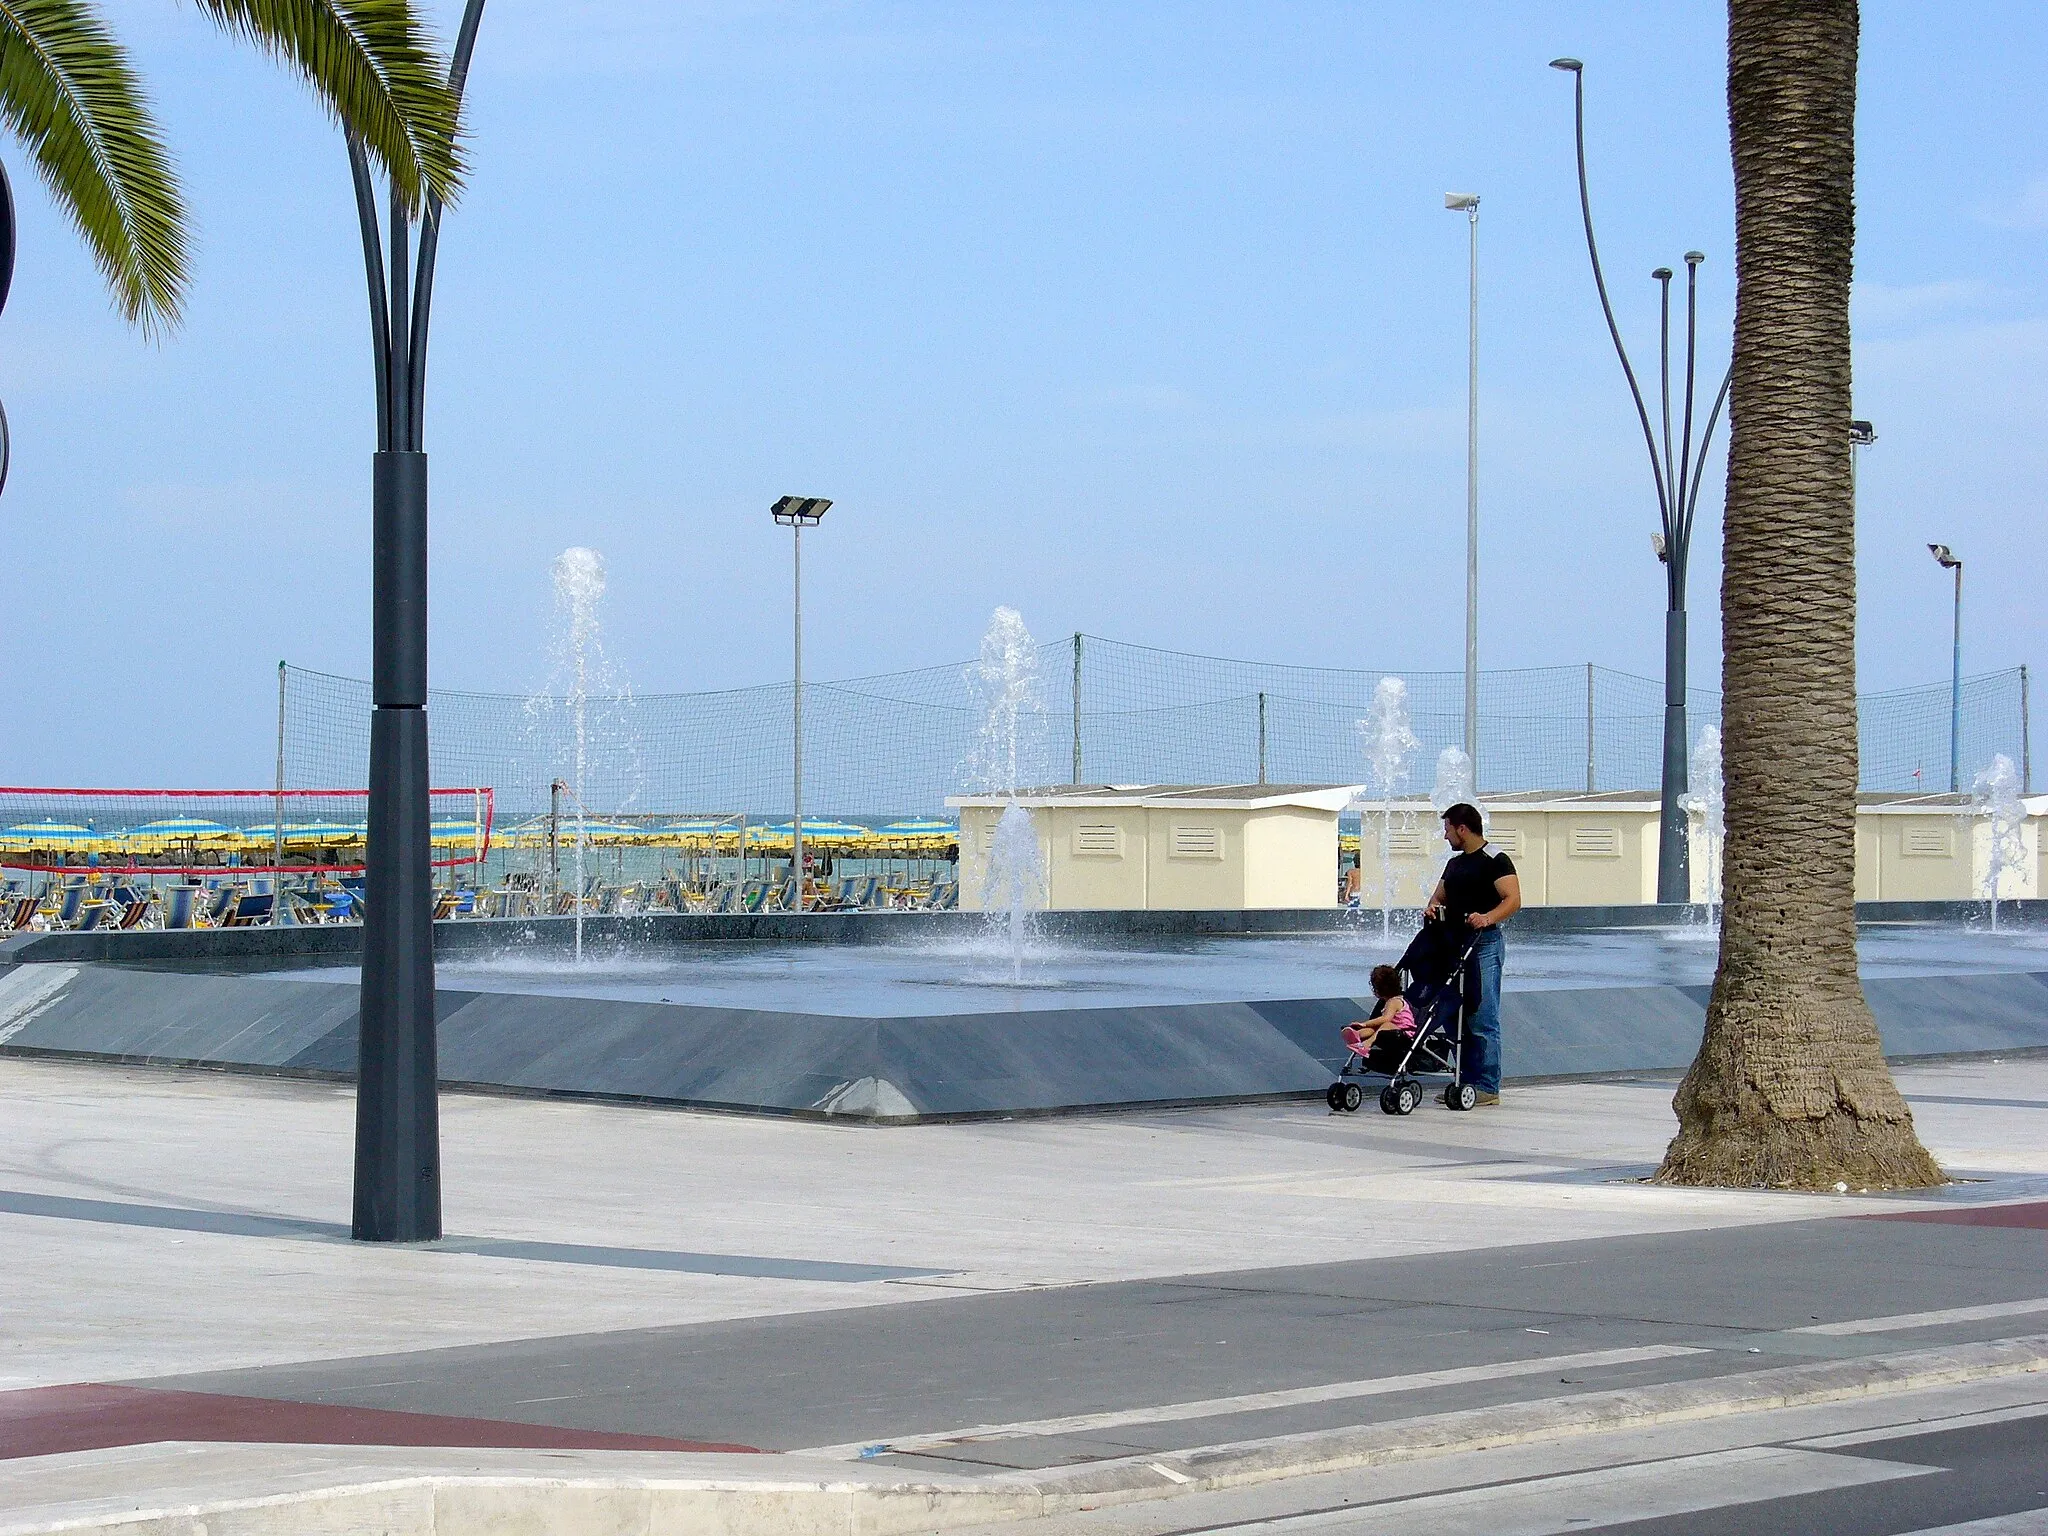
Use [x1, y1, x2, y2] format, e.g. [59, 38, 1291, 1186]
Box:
[1326, 914, 1481, 1116]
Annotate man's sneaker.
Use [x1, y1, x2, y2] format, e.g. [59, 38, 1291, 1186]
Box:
[1472, 1091, 1501, 1107]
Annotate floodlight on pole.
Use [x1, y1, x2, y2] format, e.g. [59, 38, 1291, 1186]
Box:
[772, 496, 832, 910]
[1444, 191, 1481, 778]
[1930, 542, 1963, 792]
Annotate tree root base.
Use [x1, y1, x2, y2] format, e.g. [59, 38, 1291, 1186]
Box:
[1656, 1109, 1944, 1191]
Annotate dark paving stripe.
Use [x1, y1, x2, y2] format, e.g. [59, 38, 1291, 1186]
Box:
[1906, 1094, 2048, 1111]
[1860, 1199, 2048, 1230]
[0, 1189, 949, 1282]
[133, 1213, 2048, 1452]
[0, 1383, 758, 1461]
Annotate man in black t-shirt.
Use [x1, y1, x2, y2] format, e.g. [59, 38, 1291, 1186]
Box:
[1423, 802, 1521, 1105]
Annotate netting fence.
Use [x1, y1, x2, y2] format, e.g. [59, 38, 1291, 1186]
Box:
[279, 639, 2033, 822]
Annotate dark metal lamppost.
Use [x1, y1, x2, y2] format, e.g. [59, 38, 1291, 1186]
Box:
[0, 163, 14, 497]
[771, 496, 831, 910]
[350, 0, 487, 1243]
[1551, 57, 1731, 905]
[1928, 543, 1963, 793]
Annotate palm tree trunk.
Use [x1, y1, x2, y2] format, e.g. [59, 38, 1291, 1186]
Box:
[1656, 0, 1939, 1189]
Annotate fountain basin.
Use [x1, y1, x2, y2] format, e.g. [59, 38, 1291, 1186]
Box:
[2, 916, 2043, 1122]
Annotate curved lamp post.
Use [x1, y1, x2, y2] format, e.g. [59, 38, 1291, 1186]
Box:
[349, 0, 487, 1244]
[1551, 57, 1730, 905]
[0, 163, 15, 497]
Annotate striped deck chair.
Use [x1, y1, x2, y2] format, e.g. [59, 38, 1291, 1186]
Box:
[220, 892, 274, 927]
[2, 893, 39, 931]
[54, 879, 88, 927]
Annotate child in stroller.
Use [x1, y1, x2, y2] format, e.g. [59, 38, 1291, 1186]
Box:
[1340, 966, 1416, 1071]
[1326, 915, 1481, 1116]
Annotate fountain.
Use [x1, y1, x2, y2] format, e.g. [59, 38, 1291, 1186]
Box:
[1355, 677, 1421, 941]
[964, 607, 1049, 981]
[1680, 725, 1724, 925]
[1430, 747, 1477, 821]
[1972, 752, 2026, 931]
[531, 547, 634, 963]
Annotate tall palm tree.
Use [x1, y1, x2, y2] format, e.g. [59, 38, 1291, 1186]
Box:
[0, 0, 461, 336]
[1656, 0, 1940, 1189]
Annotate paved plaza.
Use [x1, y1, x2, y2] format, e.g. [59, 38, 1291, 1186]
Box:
[3, 1051, 2046, 1531]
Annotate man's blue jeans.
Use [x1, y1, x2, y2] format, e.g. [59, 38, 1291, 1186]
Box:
[1462, 925, 1505, 1094]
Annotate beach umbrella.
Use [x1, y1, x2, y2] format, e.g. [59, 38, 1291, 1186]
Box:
[125, 817, 236, 850]
[874, 818, 958, 846]
[495, 816, 555, 848]
[755, 819, 869, 848]
[654, 819, 741, 850]
[430, 818, 488, 848]
[0, 821, 103, 852]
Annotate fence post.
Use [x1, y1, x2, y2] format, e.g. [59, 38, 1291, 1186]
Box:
[1585, 663, 1596, 793]
[2023, 663, 2033, 794]
[273, 662, 288, 920]
[1257, 691, 1267, 784]
[1071, 633, 1083, 785]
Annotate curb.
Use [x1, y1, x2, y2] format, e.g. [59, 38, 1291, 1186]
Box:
[7, 1334, 2046, 1536]
[1015, 1331, 2048, 1504]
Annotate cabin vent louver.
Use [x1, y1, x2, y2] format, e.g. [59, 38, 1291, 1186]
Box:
[1902, 826, 1954, 859]
[1568, 826, 1622, 859]
[1170, 824, 1223, 859]
[1072, 824, 1123, 857]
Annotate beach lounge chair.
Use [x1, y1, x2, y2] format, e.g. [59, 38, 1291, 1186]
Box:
[54, 879, 88, 928]
[432, 890, 459, 921]
[221, 892, 274, 927]
[115, 892, 155, 929]
[739, 879, 768, 913]
[2, 893, 40, 931]
[162, 886, 200, 929]
[71, 899, 110, 931]
[925, 878, 959, 911]
[201, 885, 240, 926]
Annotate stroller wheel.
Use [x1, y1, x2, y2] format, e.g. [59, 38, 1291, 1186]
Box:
[1341, 1082, 1365, 1113]
[1326, 1082, 1346, 1111]
[1444, 1082, 1477, 1112]
[1396, 1082, 1421, 1116]
[1377, 1085, 1401, 1115]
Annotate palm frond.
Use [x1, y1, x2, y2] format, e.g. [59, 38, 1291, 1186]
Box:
[0, 0, 187, 331]
[191, 0, 463, 211]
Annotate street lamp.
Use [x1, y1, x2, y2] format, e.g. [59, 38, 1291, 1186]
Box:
[1929, 542, 1963, 792]
[346, 0, 488, 1245]
[1850, 417, 1874, 498]
[1551, 57, 1730, 906]
[1444, 192, 1481, 779]
[772, 496, 831, 910]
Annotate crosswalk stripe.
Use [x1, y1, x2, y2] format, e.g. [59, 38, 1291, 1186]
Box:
[1791, 1298, 2048, 1336]
[793, 1345, 1708, 1459]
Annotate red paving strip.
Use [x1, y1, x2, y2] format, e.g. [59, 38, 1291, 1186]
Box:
[0, 1383, 759, 1461]
[1859, 1200, 2048, 1230]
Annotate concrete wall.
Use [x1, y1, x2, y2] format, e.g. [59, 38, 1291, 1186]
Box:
[962, 800, 1343, 912]
[1243, 807, 1340, 908]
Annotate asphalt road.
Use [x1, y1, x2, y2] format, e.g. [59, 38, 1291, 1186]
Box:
[117, 1199, 2048, 1459]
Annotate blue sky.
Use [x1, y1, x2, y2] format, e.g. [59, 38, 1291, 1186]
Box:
[3, 2, 2042, 785]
